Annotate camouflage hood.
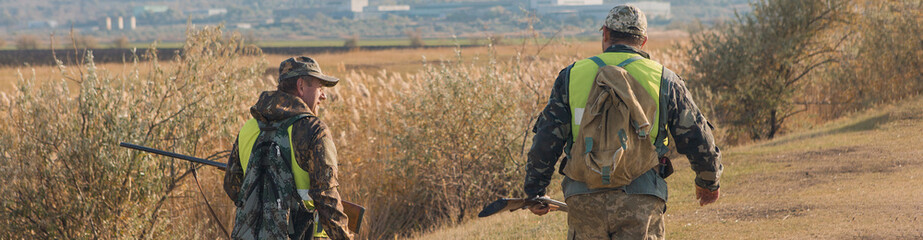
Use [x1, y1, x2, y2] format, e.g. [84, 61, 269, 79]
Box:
[227, 90, 352, 239]
[249, 91, 314, 123]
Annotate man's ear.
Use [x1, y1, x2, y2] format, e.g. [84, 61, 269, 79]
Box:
[602, 27, 611, 43]
[295, 77, 305, 95]
[641, 36, 648, 48]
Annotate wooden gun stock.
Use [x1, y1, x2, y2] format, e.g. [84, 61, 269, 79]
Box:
[342, 200, 365, 234]
[477, 196, 568, 218]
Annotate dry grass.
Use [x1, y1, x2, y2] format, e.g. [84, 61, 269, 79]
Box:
[419, 95, 923, 239]
[7, 24, 915, 239]
[307, 32, 688, 239]
[0, 30, 693, 239]
[0, 26, 266, 239]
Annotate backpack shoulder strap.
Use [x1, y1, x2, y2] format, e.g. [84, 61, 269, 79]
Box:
[279, 114, 311, 130]
[654, 69, 673, 157]
[589, 55, 644, 68]
[589, 56, 607, 67]
[256, 114, 311, 132]
[617, 56, 644, 68]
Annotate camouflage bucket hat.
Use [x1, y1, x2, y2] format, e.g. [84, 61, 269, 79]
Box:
[604, 4, 647, 37]
[278, 56, 339, 87]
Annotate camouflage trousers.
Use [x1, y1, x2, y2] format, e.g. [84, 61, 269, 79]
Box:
[565, 190, 665, 240]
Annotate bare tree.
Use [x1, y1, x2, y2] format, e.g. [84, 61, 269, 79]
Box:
[113, 36, 130, 48]
[687, 0, 853, 140]
[343, 34, 359, 50]
[15, 35, 40, 50]
[406, 29, 425, 48]
[72, 33, 98, 49]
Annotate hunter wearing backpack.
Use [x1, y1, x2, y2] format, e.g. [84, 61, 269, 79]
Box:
[523, 5, 723, 239]
[224, 57, 352, 240]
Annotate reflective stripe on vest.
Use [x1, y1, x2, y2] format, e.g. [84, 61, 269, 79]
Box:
[568, 52, 664, 144]
[237, 118, 328, 238]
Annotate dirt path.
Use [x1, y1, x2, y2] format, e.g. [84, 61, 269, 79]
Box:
[417, 97, 923, 239]
[667, 99, 923, 239]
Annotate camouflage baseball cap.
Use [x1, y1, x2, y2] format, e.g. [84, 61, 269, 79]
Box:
[278, 56, 339, 87]
[604, 4, 647, 37]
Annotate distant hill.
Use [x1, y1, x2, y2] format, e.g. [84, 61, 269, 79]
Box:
[0, 0, 751, 45]
[0, 0, 750, 28]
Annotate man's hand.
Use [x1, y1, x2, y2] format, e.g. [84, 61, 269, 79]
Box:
[528, 203, 551, 216]
[695, 185, 719, 206]
[528, 195, 552, 216]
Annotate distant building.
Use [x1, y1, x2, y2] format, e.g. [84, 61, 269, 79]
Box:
[358, 5, 409, 19]
[310, 0, 667, 25]
[375, 5, 411, 11]
[133, 5, 169, 16]
[274, 0, 368, 21]
[531, 0, 603, 7]
[530, 0, 609, 20]
[184, 8, 228, 18]
[103, 17, 112, 31]
[629, 1, 670, 19]
[28, 20, 58, 29]
[348, 0, 370, 12]
[359, 1, 521, 19]
[531, 0, 670, 22]
[307, 0, 368, 12]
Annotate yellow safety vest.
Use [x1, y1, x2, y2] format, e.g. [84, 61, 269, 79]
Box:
[237, 117, 327, 238]
[568, 52, 665, 146]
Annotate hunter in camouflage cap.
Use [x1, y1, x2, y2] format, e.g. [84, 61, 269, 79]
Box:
[278, 56, 339, 87]
[604, 4, 648, 37]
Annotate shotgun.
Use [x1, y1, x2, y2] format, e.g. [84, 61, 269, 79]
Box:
[119, 142, 365, 234]
[478, 196, 568, 218]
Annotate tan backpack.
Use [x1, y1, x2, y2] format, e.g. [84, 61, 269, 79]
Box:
[562, 56, 663, 189]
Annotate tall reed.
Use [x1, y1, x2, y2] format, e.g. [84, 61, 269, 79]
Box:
[0, 26, 265, 239]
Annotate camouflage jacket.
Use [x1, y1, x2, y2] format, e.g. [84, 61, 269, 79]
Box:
[224, 91, 351, 240]
[524, 44, 723, 199]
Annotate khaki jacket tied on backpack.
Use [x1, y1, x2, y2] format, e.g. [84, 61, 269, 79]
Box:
[563, 64, 660, 189]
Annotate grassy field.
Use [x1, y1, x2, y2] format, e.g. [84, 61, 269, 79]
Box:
[2, 3, 918, 237]
[9, 28, 915, 239]
[416, 96, 923, 239]
[0, 31, 686, 94]
[19, 28, 906, 239]
[0, 34, 612, 50]
[261, 30, 686, 80]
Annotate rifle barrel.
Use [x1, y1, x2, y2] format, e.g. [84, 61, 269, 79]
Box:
[119, 142, 228, 170]
[537, 196, 567, 208]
